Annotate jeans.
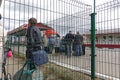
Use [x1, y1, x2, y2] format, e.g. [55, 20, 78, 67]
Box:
[75, 44, 82, 56]
[65, 44, 72, 56]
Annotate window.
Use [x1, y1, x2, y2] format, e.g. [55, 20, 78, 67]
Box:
[108, 36, 113, 41]
[103, 36, 106, 41]
[116, 36, 120, 41]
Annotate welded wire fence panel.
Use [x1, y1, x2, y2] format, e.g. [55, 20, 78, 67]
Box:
[1, 0, 93, 80]
[1, 0, 120, 80]
[95, 0, 120, 79]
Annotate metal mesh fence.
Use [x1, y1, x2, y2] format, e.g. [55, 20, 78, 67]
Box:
[0, 0, 120, 80]
[95, 0, 120, 79]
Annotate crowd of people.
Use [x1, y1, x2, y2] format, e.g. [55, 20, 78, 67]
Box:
[64, 31, 85, 57]
[26, 18, 85, 59]
[43, 30, 85, 57]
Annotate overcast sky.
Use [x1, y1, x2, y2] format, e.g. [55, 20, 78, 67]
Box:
[0, 0, 119, 36]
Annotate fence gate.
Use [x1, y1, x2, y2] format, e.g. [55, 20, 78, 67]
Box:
[0, 0, 120, 80]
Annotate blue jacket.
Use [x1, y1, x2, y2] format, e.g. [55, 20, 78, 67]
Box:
[48, 37, 55, 45]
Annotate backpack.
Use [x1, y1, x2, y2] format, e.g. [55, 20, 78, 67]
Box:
[27, 26, 43, 48]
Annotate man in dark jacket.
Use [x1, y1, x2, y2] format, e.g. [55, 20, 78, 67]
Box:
[74, 31, 83, 56]
[64, 31, 74, 57]
[26, 18, 43, 51]
[26, 18, 43, 69]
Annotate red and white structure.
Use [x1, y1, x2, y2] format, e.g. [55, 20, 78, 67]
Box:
[84, 28, 120, 48]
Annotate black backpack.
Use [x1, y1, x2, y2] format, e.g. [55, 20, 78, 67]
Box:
[27, 26, 43, 48]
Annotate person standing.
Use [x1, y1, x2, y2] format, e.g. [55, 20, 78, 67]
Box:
[48, 35, 55, 54]
[55, 36, 60, 53]
[64, 31, 74, 57]
[74, 31, 83, 56]
[43, 31, 48, 53]
[82, 35, 86, 55]
[26, 18, 43, 69]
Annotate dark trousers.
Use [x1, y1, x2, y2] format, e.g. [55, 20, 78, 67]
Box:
[26, 49, 36, 70]
[82, 44, 85, 55]
[48, 44, 54, 54]
[44, 47, 49, 53]
[55, 47, 59, 53]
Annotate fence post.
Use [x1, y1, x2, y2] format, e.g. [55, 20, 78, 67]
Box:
[91, 0, 96, 80]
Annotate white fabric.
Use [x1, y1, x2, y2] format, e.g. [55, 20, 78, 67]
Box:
[0, 20, 7, 79]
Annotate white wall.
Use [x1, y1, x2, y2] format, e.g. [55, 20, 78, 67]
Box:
[86, 34, 120, 45]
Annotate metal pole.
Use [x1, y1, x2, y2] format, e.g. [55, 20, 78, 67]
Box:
[91, 0, 96, 80]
